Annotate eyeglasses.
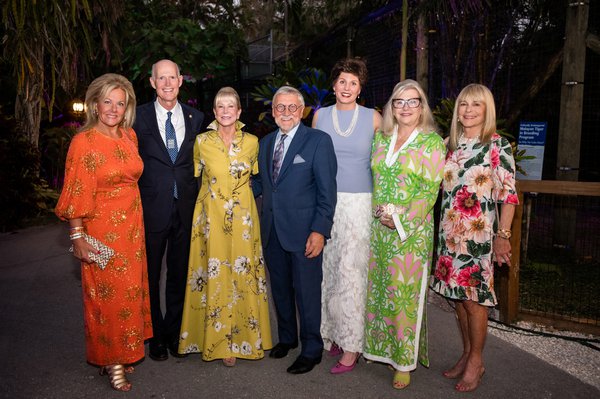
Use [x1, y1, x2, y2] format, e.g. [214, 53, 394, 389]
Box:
[392, 98, 421, 109]
[273, 103, 302, 113]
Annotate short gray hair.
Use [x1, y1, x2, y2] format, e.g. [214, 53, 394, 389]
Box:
[272, 86, 305, 106]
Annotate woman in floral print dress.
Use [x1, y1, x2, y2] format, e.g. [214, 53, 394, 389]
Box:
[430, 84, 518, 392]
[364, 80, 446, 389]
[178, 87, 272, 366]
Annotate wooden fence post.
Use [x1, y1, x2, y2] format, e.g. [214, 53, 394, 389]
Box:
[498, 187, 524, 324]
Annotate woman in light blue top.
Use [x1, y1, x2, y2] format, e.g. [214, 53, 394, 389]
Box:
[312, 58, 382, 374]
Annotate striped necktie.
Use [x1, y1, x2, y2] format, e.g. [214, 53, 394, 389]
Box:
[272, 134, 287, 181]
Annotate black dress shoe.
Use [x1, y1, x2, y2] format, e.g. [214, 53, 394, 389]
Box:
[168, 339, 188, 358]
[287, 355, 322, 374]
[269, 342, 298, 359]
[149, 339, 168, 361]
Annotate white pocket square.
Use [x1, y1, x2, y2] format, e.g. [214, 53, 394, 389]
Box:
[293, 154, 306, 164]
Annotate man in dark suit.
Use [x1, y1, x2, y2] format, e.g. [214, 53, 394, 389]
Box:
[134, 59, 204, 361]
[253, 86, 337, 374]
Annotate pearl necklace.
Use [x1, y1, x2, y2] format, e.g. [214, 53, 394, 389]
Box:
[459, 133, 480, 144]
[332, 105, 359, 137]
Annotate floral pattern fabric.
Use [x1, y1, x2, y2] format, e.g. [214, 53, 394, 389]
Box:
[363, 131, 446, 371]
[431, 133, 519, 306]
[55, 128, 152, 366]
[179, 121, 272, 360]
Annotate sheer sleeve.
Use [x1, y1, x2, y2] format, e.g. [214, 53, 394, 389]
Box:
[55, 132, 99, 221]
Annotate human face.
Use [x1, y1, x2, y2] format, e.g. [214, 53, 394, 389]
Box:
[333, 72, 361, 107]
[96, 88, 126, 131]
[214, 97, 241, 129]
[392, 88, 422, 129]
[457, 98, 486, 135]
[150, 60, 183, 110]
[272, 93, 304, 134]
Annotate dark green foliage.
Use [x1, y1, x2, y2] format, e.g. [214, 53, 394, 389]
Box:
[0, 121, 58, 232]
[39, 124, 77, 189]
[251, 63, 335, 129]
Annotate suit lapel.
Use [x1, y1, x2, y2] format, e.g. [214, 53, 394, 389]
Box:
[144, 105, 172, 162]
[266, 132, 277, 184]
[177, 103, 197, 164]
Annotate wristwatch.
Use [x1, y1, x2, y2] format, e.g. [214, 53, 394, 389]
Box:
[497, 228, 512, 239]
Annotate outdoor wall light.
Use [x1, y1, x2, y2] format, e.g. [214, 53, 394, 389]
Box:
[72, 101, 85, 113]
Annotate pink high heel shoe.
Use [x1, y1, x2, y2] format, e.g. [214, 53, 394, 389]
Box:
[330, 354, 360, 374]
[328, 343, 343, 357]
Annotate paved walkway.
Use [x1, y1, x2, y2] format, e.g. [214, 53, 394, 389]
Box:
[1, 223, 598, 399]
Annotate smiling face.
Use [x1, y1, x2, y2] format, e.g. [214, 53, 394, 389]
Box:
[392, 88, 422, 129]
[96, 88, 127, 131]
[150, 60, 183, 110]
[214, 96, 241, 129]
[457, 98, 486, 135]
[333, 72, 361, 107]
[272, 93, 304, 134]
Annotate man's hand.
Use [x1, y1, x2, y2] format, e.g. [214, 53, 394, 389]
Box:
[305, 232, 325, 258]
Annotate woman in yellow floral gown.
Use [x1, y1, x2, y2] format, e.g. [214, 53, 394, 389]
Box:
[179, 87, 272, 366]
[55, 74, 152, 392]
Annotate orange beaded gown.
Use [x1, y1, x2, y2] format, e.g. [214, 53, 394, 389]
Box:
[55, 128, 152, 366]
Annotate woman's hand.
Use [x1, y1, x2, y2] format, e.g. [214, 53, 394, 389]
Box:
[71, 238, 98, 264]
[493, 236, 512, 267]
[380, 215, 395, 230]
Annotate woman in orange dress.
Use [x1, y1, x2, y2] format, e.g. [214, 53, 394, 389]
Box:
[55, 73, 152, 392]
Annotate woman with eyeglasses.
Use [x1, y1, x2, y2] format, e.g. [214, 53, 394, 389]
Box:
[363, 79, 445, 389]
[311, 58, 381, 374]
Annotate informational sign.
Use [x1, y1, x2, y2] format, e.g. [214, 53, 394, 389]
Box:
[516, 121, 547, 180]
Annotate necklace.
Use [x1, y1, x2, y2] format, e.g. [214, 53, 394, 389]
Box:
[332, 105, 359, 137]
[459, 132, 480, 144]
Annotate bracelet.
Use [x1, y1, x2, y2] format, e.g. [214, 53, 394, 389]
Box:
[70, 233, 85, 240]
[497, 228, 512, 239]
[70, 226, 85, 233]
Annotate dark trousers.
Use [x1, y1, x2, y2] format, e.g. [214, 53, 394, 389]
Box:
[263, 227, 324, 359]
[145, 200, 190, 343]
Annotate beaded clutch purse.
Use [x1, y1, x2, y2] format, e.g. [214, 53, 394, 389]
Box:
[373, 203, 406, 219]
[69, 234, 115, 270]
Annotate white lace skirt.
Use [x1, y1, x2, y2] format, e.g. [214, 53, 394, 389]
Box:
[321, 192, 372, 353]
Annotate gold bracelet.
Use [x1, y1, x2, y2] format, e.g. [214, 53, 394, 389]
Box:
[497, 228, 512, 239]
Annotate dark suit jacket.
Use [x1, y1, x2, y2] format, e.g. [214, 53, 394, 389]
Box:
[254, 123, 337, 252]
[134, 101, 204, 232]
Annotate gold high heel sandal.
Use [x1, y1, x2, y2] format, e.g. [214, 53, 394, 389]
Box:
[99, 364, 132, 392]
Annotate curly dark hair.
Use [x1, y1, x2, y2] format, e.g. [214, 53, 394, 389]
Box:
[330, 58, 368, 88]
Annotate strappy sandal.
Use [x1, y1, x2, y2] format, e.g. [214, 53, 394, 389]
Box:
[393, 371, 411, 389]
[222, 357, 236, 367]
[99, 364, 132, 392]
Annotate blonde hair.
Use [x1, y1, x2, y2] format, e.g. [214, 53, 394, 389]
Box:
[381, 79, 437, 136]
[80, 73, 136, 132]
[448, 84, 497, 152]
[213, 86, 241, 109]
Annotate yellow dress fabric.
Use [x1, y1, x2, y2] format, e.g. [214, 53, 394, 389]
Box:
[179, 121, 272, 360]
[55, 128, 152, 366]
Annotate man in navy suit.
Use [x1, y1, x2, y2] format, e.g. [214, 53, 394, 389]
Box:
[253, 86, 337, 374]
[133, 59, 204, 361]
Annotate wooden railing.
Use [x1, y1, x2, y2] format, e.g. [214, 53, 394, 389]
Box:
[496, 180, 600, 325]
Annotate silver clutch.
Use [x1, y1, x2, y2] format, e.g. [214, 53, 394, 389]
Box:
[69, 233, 115, 270]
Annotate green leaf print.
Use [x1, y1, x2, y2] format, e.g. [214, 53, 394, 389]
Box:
[464, 151, 486, 169]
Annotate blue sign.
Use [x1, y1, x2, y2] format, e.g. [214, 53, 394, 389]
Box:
[517, 121, 547, 180]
